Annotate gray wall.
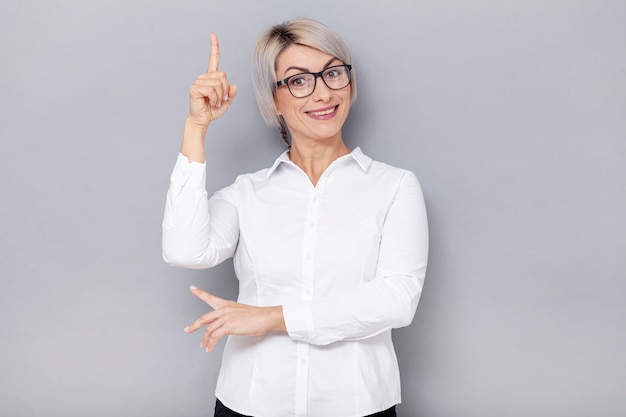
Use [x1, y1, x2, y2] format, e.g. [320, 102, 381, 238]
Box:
[1, 1, 625, 416]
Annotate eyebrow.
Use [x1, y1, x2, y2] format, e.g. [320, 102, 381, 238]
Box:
[282, 57, 341, 76]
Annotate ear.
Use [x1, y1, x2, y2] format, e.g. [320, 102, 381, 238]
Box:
[274, 96, 282, 116]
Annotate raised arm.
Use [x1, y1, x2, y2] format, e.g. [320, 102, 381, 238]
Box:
[164, 34, 283, 348]
[162, 33, 239, 268]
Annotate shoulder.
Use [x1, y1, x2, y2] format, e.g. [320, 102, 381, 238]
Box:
[213, 154, 284, 200]
[232, 149, 289, 186]
[360, 151, 421, 191]
[216, 166, 272, 193]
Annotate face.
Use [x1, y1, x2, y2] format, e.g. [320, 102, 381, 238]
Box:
[274, 44, 352, 144]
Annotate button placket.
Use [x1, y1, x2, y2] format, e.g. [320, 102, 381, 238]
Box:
[301, 187, 318, 302]
[293, 187, 319, 417]
[294, 341, 310, 417]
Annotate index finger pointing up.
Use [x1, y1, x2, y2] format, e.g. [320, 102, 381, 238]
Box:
[207, 32, 220, 72]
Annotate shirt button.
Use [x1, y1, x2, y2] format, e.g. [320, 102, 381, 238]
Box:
[309, 222, 315, 229]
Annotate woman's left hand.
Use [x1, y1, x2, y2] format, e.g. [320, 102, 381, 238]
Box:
[184, 285, 286, 352]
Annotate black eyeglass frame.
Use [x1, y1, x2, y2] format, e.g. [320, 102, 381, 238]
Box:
[275, 64, 353, 98]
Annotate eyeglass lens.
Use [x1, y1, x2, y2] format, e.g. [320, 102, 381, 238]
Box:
[287, 65, 351, 98]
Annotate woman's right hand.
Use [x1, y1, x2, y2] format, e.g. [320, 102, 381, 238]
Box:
[188, 32, 237, 129]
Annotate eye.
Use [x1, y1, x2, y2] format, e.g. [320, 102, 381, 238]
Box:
[324, 67, 343, 80]
[288, 75, 310, 88]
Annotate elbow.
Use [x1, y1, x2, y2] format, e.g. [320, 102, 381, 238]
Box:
[162, 249, 190, 269]
[389, 279, 423, 329]
[162, 249, 182, 268]
[162, 242, 210, 270]
[161, 225, 213, 269]
[162, 235, 229, 270]
[390, 300, 418, 329]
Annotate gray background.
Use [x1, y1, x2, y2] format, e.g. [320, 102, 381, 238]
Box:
[1, 1, 625, 416]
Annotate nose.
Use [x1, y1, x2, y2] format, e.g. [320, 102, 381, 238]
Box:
[311, 74, 331, 100]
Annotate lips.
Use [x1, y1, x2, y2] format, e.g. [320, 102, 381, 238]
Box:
[306, 105, 338, 119]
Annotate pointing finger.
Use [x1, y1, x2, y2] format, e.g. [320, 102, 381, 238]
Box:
[189, 285, 225, 309]
[207, 32, 220, 73]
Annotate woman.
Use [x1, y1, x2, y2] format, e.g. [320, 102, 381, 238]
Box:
[162, 19, 428, 417]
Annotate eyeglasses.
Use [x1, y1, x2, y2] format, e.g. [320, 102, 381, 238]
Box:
[276, 64, 352, 98]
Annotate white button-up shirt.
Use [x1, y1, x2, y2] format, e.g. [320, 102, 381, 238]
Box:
[162, 147, 428, 417]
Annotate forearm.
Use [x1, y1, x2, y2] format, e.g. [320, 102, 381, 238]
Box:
[283, 273, 423, 345]
[162, 155, 210, 267]
[180, 116, 208, 163]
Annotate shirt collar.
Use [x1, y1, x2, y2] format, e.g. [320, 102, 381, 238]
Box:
[265, 146, 372, 178]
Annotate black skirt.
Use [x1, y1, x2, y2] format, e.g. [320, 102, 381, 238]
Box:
[214, 399, 397, 417]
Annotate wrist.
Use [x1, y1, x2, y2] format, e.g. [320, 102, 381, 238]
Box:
[181, 117, 208, 163]
[184, 116, 209, 137]
[268, 306, 286, 333]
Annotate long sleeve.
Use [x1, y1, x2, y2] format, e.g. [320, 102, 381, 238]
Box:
[282, 170, 428, 345]
[162, 153, 239, 269]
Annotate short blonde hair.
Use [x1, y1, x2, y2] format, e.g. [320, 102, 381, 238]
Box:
[252, 19, 357, 135]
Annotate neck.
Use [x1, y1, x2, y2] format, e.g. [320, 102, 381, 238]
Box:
[289, 137, 351, 186]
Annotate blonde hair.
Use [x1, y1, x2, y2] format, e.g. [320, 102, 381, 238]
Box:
[252, 18, 357, 145]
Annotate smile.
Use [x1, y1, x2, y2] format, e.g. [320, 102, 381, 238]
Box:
[306, 105, 338, 118]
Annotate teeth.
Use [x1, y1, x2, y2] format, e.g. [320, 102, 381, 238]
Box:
[309, 106, 336, 116]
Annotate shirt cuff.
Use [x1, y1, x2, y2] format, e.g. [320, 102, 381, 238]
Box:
[170, 152, 206, 189]
[282, 301, 315, 341]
